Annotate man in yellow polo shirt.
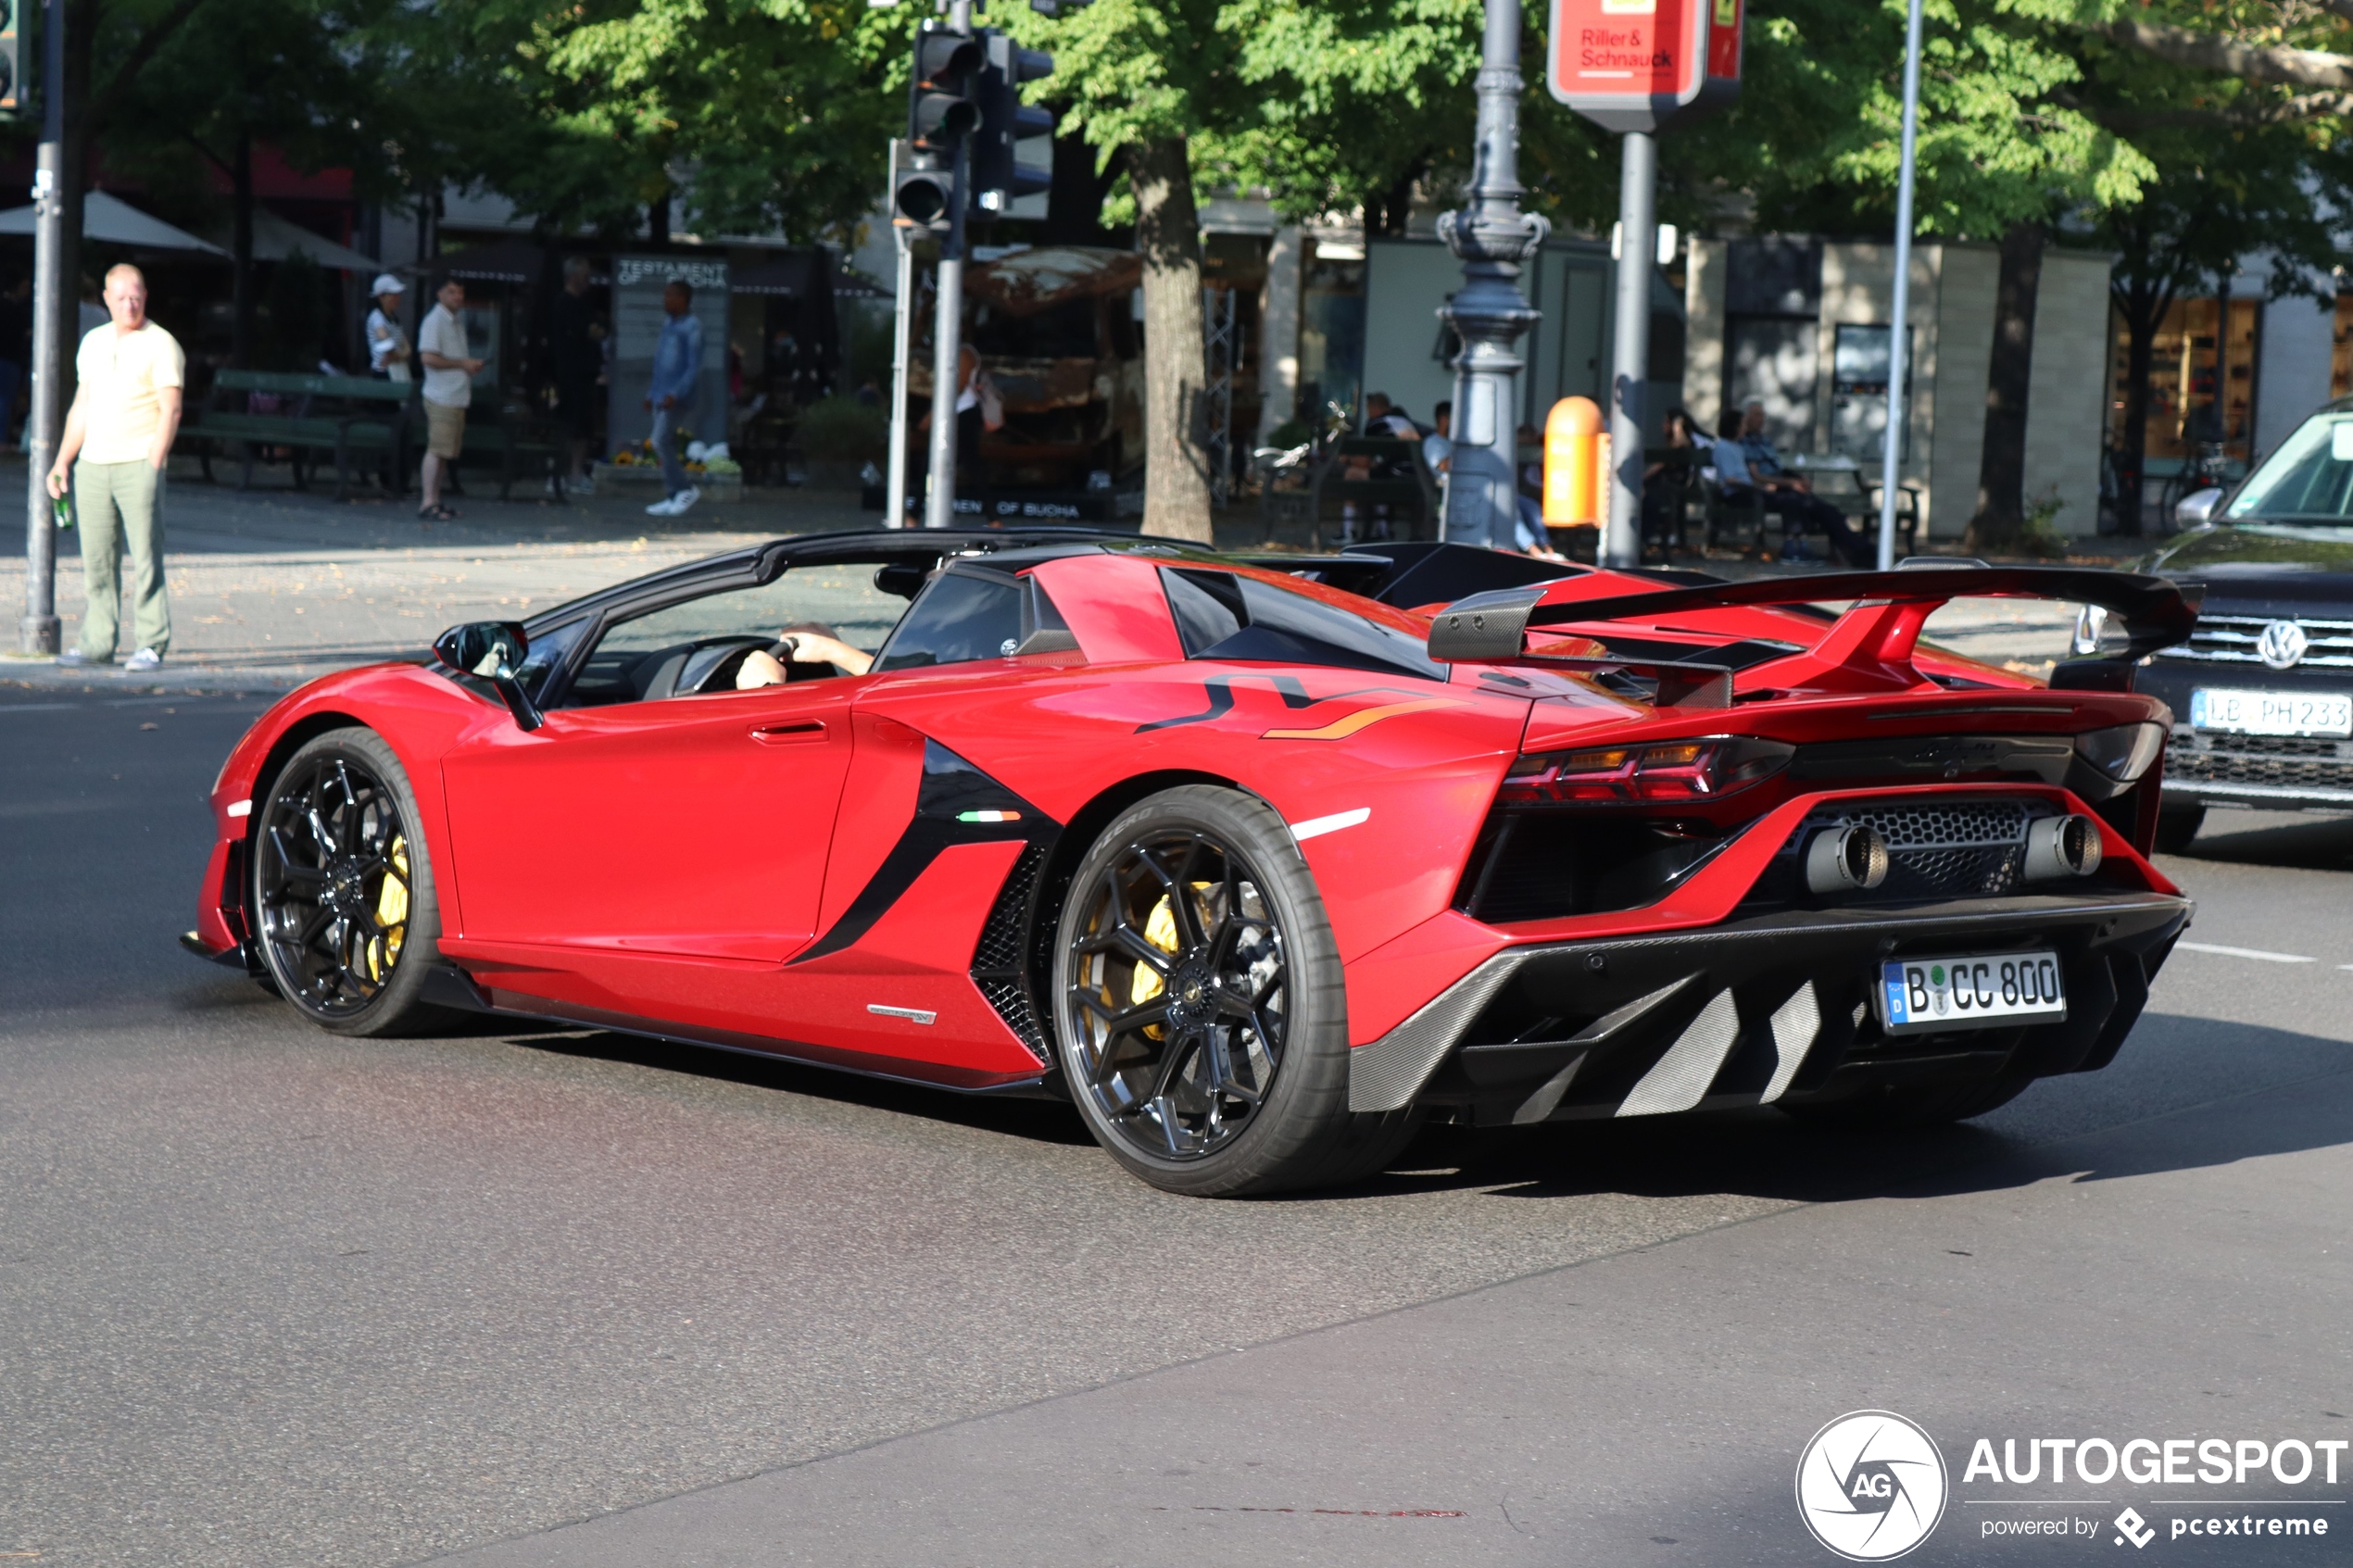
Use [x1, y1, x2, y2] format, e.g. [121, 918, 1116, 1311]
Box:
[49, 263, 184, 671]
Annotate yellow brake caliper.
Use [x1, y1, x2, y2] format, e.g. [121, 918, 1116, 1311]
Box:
[1128, 884, 1214, 1036]
[366, 836, 411, 982]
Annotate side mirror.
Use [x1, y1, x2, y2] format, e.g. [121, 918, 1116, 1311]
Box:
[2174, 485, 2225, 529]
[433, 621, 543, 731]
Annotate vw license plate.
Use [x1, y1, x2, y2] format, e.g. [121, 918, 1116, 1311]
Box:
[1879, 952, 2067, 1035]
[2190, 687, 2353, 737]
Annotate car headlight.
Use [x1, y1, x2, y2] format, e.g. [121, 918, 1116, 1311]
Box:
[2075, 721, 2166, 783]
[2070, 604, 2109, 658]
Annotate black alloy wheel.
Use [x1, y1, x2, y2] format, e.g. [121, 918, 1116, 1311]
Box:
[251, 728, 457, 1036]
[1063, 822, 1290, 1161]
[1051, 784, 1423, 1197]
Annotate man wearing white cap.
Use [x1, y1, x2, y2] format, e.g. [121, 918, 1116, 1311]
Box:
[365, 274, 410, 382]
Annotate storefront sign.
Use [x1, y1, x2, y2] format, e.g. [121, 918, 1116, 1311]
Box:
[1547, 0, 1743, 133]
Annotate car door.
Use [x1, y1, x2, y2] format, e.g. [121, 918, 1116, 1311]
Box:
[438, 560, 907, 972]
[441, 678, 860, 966]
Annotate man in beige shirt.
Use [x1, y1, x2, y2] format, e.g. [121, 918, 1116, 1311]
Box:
[50, 263, 184, 670]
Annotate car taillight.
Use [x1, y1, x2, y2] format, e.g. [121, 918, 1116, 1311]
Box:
[1499, 735, 1794, 805]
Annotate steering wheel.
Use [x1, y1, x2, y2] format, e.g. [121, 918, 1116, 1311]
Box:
[673, 636, 774, 696]
[683, 636, 846, 696]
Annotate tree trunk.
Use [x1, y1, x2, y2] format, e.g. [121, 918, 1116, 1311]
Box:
[648, 190, 671, 247]
[2112, 282, 2167, 539]
[1964, 220, 2045, 553]
[231, 132, 255, 369]
[1129, 137, 1213, 544]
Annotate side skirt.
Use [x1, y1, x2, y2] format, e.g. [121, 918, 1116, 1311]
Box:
[447, 976, 1063, 1100]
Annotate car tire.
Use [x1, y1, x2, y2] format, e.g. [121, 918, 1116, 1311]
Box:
[248, 727, 462, 1038]
[1051, 784, 1412, 1197]
[2152, 803, 2205, 855]
[1780, 1065, 2036, 1131]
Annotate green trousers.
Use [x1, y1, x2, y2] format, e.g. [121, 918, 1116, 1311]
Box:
[75, 459, 170, 660]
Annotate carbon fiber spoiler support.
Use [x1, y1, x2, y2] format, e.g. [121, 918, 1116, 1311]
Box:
[1427, 565, 2198, 693]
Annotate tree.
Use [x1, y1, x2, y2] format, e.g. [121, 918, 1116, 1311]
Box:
[409, 0, 909, 247]
[1027, 0, 1483, 542]
[1577, 0, 2152, 550]
[107, 0, 396, 368]
[35, 1, 224, 400]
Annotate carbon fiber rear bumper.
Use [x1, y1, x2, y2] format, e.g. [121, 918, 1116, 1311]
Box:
[1349, 893, 2191, 1124]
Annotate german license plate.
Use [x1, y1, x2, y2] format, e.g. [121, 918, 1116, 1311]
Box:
[2190, 687, 2353, 737]
[1879, 951, 2067, 1035]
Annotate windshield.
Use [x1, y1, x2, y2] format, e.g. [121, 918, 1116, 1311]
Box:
[2225, 410, 2353, 524]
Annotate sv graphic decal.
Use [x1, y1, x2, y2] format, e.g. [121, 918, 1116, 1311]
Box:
[1136, 673, 1454, 736]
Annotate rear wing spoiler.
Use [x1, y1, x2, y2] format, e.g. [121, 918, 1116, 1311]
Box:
[1427, 565, 2200, 694]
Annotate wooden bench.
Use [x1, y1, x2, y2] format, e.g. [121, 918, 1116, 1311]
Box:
[177, 370, 414, 502]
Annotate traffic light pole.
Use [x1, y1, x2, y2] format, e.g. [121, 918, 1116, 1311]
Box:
[1603, 129, 1655, 571]
[1438, 0, 1547, 551]
[18, 0, 65, 656]
[922, 136, 970, 531]
[921, 0, 977, 531]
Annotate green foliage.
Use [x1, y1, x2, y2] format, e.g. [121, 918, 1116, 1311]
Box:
[795, 393, 887, 463]
[1642, 0, 2152, 240]
[2020, 486, 2070, 557]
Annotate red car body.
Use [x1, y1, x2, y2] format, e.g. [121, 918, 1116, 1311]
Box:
[190, 533, 2192, 1159]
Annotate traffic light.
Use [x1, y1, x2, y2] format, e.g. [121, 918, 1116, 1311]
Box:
[907, 25, 982, 156]
[893, 158, 955, 232]
[973, 32, 1055, 216]
[895, 25, 983, 232]
[0, 0, 28, 121]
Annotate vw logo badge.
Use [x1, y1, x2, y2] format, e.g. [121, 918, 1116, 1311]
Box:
[1795, 1410, 1948, 1561]
[2257, 619, 2309, 671]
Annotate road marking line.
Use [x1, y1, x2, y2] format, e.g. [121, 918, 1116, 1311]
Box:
[1290, 807, 1371, 842]
[2177, 941, 2315, 964]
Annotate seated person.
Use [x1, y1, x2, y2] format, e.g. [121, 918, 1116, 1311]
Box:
[1738, 398, 1810, 492]
[736, 622, 875, 688]
[1713, 410, 1871, 567]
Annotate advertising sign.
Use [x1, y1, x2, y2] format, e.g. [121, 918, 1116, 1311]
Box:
[608, 254, 732, 459]
[1547, 0, 1743, 132]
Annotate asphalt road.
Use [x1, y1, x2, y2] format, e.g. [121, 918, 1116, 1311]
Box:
[3, 690, 2348, 1566]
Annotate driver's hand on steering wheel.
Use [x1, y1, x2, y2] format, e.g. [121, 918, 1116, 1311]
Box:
[776, 629, 875, 676]
[735, 647, 788, 689]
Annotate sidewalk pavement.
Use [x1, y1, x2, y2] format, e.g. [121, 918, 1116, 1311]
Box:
[0, 458, 2077, 696]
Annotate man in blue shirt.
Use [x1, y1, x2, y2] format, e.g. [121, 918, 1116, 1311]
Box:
[644, 279, 703, 516]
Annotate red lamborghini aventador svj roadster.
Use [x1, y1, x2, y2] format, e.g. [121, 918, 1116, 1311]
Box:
[185, 532, 2194, 1195]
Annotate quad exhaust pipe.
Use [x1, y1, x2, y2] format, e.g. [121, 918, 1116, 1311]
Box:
[1806, 823, 1889, 893]
[2023, 812, 2104, 881]
[1804, 813, 2102, 897]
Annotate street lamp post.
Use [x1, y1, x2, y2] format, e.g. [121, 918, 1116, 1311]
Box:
[1439, 0, 1549, 550]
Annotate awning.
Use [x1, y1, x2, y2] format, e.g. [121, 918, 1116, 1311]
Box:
[732, 251, 819, 297]
[0, 191, 228, 255]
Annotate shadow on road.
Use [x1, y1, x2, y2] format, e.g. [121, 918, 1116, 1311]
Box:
[478, 1008, 2353, 1215]
[2169, 808, 2353, 869]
